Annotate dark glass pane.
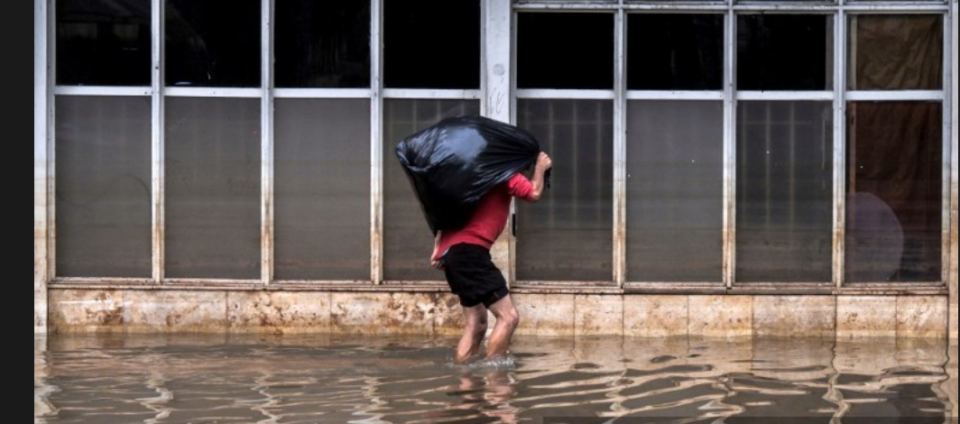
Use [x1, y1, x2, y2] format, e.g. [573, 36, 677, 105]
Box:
[56, 0, 151, 86]
[166, 0, 260, 87]
[383, 100, 480, 281]
[627, 14, 723, 90]
[55, 96, 152, 277]
[516, 100, 614, 282]
[276, 0, 370, 88]
[518, 13, 614, 89]
[846, 102, 942, 282]
[165, 98, 261, 279]
[737, 101, 833, 282]
[626, 101, 723, 282]
[849, 16, 943, 90]
[384, 0, 479, 89]
[275, 99, 371, 280]
[738, 15, 833, 91]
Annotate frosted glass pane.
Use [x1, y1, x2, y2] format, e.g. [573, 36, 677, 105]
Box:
[626, 101, 723, 282]
[516, 100, 614, 282]
[274, 99, 371, 280]
[737, 101, 833, 282]
[165, 98, 261, 279]
[56, 96, 152, 278]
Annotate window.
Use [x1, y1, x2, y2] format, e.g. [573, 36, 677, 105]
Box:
[166, 0, 260, 87]
[516, 100, 614, 282]
[45, 1, 951, 289]
[846, 102, 942, 282]
[627, 101, 724, 282]
[165, 98, 261, 279]
[56, 0, 151, 86]
[736, 101, 834, 283]
[518, 13, 614, 90]
[275, 0, 370, 88]
[55, 97, 152, 277]
[848, 15, 943, 91]
[738, 15, 833, 91]
[384, 0, 480, 89]
[628, 14, 723, 91]
[274, 99, 371, 280]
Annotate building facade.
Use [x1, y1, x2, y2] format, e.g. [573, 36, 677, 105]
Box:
[35, 0, 958, 340]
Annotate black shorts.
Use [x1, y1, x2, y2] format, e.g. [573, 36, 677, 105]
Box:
[441, 244, 510, 308]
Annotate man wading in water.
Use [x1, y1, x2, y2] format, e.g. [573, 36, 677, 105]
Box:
[432, 152, 552, 365]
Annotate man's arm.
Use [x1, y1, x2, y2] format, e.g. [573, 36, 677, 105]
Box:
[527, 152, 552, 202]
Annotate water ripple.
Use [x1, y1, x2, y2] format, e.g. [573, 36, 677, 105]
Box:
[35, 335, 957, 424]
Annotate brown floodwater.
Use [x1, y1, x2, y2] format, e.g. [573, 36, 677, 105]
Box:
[34, 334, 958, 424]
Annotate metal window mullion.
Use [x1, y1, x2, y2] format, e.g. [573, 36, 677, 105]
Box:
[846, 90, 944, 101]
[163, 87, 262, 98]
[274, 88, 372, 98]
[950, 0, 958, 297]
[381, 89, 482, 99]
[736, 91, 834, 101]
[833, 8, 847, 289]
[515, 89, 615, 99]
[626, 91, 725, 100]
[723, 7, 737, 289]
[151, 0, 165, 283]
[614, 8, 626, 288]
[48, 0, 57, 282]
[371, 0, 384, 285]
[261, 0, 274, 285]
[510, 6, 519, 285]
[53, 86, 153, 96]
[36, 0, 52, 298]
[942, 8, 953, 285]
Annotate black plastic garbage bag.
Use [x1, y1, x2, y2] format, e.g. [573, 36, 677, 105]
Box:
[396, 115, 541, 234]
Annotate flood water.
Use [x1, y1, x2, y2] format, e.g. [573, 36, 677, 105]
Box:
[35, 334, 958, 424]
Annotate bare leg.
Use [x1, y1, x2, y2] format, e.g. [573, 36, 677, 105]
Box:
[485, 295, 520, 360]
[456, 304, 488, 364]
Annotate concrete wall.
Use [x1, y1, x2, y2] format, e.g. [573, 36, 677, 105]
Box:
[48, 289, 950, 341]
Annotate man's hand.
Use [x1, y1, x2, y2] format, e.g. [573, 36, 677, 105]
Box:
[527, 152, 552, 202]
[536, 152, 552, 172]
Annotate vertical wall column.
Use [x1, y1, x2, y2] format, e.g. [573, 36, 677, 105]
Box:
[261, 0, 275, 284]
[371, 0, 384, 284]
[151, 0, 165, 283]
[484, 0, 514, 283]
[722, 8, 737, 288]
[34, 0, 51, 334]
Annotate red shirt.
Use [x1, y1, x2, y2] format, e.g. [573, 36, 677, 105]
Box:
[434, 173, 536, 261]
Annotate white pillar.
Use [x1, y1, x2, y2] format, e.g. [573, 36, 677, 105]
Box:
[483, 0, 514, 284]
[34, 0, 50, 334]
